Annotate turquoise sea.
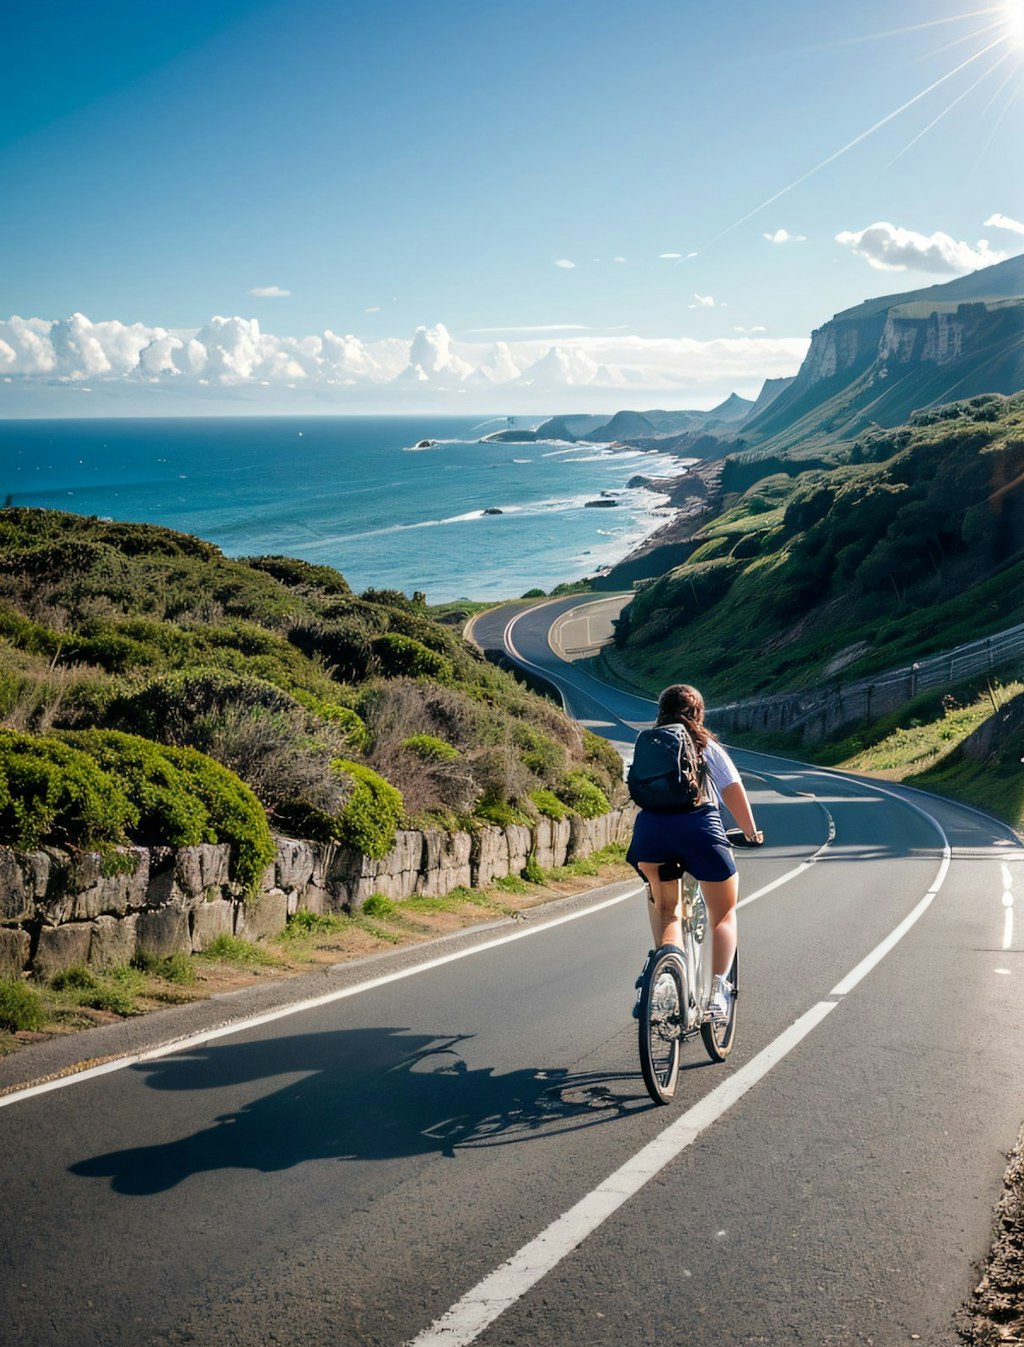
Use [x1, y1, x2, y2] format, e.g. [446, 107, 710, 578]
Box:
[0, 416, 683, 602]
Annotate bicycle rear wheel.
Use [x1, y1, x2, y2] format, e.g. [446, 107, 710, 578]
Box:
[638, 947, 686, 1104]
[701, 950, 738, 1061]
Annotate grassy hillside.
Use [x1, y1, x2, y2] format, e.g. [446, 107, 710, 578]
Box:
[612, 392, 1024, 701]
[0, 508, 625, 861]
[733, 673, 1024, 833]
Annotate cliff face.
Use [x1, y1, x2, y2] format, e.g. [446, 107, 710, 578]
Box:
[743, 253, 1024, 444]
[798, 312, 886, 385]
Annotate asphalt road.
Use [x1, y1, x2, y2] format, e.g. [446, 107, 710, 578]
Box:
[2, 598, 1022, 1347]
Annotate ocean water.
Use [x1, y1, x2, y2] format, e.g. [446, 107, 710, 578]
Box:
[0, 415, 683, 602]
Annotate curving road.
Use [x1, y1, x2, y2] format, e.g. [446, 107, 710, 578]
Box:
[0, 598, 1022, 1347]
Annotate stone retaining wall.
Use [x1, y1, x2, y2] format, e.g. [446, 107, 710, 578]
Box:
[0, 808, 634, 980]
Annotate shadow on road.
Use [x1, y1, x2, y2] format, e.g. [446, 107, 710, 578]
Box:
[69, 1027, 650, 1194]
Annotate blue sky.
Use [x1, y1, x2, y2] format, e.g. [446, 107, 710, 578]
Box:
[2, 0, 1023, 413]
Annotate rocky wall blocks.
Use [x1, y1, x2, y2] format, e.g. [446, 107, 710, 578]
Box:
[0, 927, 31, 980]
[0, 808, 633, 978]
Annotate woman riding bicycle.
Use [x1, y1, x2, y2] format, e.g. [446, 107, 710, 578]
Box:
[626, 683, 762, 1022]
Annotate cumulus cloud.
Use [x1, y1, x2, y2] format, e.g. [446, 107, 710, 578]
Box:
[835, 222, 1007, 274]
[690, 294, 716, 308]
[985, 212, 1024, 236]
[734, 325, 767, 334]
[249, 285, 291, 298]
[554, 259, 576, 269]
[764, 228, 806, 244]
[0, 310, 809, 410]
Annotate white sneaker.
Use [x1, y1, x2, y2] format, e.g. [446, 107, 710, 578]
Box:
[709, 975, 732, 1023]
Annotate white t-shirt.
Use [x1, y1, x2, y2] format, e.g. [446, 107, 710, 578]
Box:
[701, 740, 741, 805]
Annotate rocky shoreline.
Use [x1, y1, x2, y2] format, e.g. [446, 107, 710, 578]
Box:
[592, 457, 724, 590]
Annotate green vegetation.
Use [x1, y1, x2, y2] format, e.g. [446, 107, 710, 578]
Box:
[614, 393, 1024, 702]
[0, 727, 276, 894]
[196, 933, 281, 968]
[736, 676, 1024, 832]
[0, 979, 46, 1032]
[0, 507, 626, 871]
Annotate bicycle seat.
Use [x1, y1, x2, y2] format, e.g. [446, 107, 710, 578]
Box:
[657, 860, 687, 881]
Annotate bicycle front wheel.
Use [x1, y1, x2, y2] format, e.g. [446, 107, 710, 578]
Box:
[701, 950, 738, 1061]
[638, 947, 686, 1104]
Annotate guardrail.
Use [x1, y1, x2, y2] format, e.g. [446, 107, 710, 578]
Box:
[712, 620, 1024, 744]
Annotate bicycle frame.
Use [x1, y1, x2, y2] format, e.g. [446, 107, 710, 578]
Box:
[636, 861, 739, 1103]
[645, 868, 713, 1036]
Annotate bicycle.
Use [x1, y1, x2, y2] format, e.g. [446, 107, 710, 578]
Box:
[635, 829, 761, 1105]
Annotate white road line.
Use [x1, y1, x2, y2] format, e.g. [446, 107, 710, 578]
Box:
[407, 1001, 838, 1347]
[737, 862, 817, 908]
[405, 796, 954, 1347]
[0, 750, 830, 1108]
[1003, 861, 1015, 951]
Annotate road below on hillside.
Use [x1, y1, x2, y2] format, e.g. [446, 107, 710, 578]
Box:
[1, 597, 1022, 1347]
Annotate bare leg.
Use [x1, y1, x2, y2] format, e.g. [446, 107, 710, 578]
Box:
[637, 863, 682, 947]
[699, 874, 738, 977]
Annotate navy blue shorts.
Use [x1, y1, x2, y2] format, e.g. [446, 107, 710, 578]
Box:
[626, 804, 737, 884]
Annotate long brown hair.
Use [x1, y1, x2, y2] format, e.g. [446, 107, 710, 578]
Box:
[655, 683, 715, 754]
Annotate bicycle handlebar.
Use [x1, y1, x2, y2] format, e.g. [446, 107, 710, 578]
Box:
[725, 827, 765, 848]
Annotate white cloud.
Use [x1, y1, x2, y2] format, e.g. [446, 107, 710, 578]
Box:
[249, 285, 291, 298]
[364, 305, 382, 313]
[690, 294, 716, 308]
[0, 309, 809, 411]
[612, 256, 626, 263]
[660, 252, 682, 260]
[835, 222, 1007, 274]
[734, 325, 767, 334]
[764, 228, 806, 244]
[985, 212, 1024, 236]
[554, 259, 576, 269]
[0, 315, 59, 373]
[398, 324, 474, 384]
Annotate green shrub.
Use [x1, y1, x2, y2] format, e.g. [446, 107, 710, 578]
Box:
[160, 746, 275, 893]
[371, 634, 453, 682]
[242, 554, 351, 595]
[49, 965, 100, 992]
[332, 760, 405, 858]
[555, 771, 611, 819]
[523, 852, 546, 883]
[582, 729, 625, 785]
[493, 874, 530, 894]
[0, 978, 46, 1032]
[197, 933, 279, 967]
[361, 892, 397, 919]
[51, 965, 141, 1016]
[0, 728, 272, 893]
[131, 951, 195, 984]
[529, 787, 573, 820]
[57, 729, 209, 847]
[400, 733, 460, 763]
[107, 668, 299, 744]
[519, 727, 566, 783]
[0, 730, 137, 851]
[474, 798, 528, 827]
[291, 693, 369, 752]
[283, 908, 349, 938]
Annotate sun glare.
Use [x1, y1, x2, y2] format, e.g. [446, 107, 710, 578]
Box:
[1004, 1, 1024, 49]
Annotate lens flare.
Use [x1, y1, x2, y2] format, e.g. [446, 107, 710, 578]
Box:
[1005, 1, 1024, 48]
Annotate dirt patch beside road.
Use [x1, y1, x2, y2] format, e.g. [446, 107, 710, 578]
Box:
[958, 1124, 1024, 1343]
